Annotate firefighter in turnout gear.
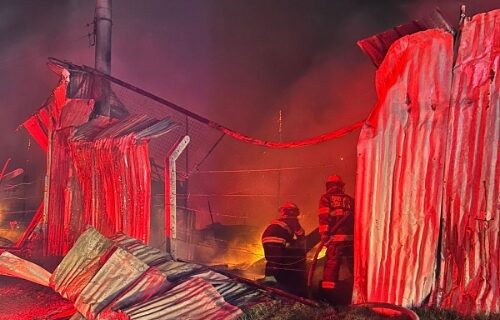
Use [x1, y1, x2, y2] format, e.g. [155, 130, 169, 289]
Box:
[318, 174, 354, 291]
[261, 202, 307, 296]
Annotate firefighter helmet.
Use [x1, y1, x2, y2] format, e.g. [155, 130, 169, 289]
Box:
[279, 202, 299, 217]
[326, 174, 345, 186]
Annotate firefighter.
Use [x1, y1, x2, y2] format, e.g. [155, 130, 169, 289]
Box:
[261, 202, 306, 296]
[318, 174, 354, 291]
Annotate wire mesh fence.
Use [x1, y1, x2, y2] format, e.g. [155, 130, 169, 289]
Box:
[103, 67, 360, 277]
[22, 60, 358, 276]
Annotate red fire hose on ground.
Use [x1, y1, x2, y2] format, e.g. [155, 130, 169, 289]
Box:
[351, 303, 420, 320]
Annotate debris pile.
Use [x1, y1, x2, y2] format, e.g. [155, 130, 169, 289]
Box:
[0, 227, 314, 319]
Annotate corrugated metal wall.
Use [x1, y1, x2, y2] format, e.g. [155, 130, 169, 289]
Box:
[70, 136, 152, 245]
[353, 29, 454, 305]
[354, 9, 499, 315]
[47, 128, 78, 255]
[434, 9, 499, 314]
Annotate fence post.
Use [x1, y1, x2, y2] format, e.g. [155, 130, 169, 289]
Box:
[165, 135, 190, 259]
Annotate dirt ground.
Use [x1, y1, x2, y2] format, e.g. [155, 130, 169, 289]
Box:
[0, 254, 73, 320]
[0, 276, 73, 320]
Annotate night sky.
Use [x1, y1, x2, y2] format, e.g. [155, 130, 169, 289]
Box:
[0, 1, 497, 229]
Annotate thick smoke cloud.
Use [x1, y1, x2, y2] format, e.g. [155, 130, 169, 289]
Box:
[0, 1, 498, 233]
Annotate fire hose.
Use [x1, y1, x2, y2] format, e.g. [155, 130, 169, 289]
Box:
[352, 303, 420, 320]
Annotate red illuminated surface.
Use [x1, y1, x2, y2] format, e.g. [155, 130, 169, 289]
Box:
[354, 9, 499, 314]
[0, 277, 73, 320]
[13, 7, 499, 317]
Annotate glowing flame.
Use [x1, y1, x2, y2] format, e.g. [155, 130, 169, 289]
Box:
[317, 246, 327, 260]
[0, 202, 5, 226]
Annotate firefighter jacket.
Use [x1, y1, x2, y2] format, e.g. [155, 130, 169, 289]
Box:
[318, 191, 354, 241]
[261, 218, 305, 247]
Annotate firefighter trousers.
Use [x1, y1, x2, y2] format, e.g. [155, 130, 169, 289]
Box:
[263, 243, 306, 296]
[322, 241, 353, 288]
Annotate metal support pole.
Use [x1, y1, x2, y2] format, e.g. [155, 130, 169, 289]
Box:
[95, 0, 112, 75]
[94, 0, 112, 117]
[165, 136, 190, 260]
[42, 132, 53, 255]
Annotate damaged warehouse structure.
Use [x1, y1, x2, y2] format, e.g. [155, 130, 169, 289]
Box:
[0, 5, 498, 319]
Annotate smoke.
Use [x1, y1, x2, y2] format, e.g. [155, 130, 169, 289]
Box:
[0, 0, 95, 178]
[0, 1, 498, 239]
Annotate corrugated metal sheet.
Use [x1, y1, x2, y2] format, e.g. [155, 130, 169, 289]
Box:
[353, 29, 454, 306]
[98, 268, 170, 315]
[22, 66, 180, 256]
[47, 128, 78, 255]
[46, 227, 312, 319]
[22, 114, 48, 151]
[357, 10, 454, 67]
[111, 233, 171, 266]
[0, 251, 51, 287]
[52, 228, 171, 320]
[192, 270, 264, 307]
[122, 277, 243, 320]
[70, 135, 152, 244]
[44, 112, 178, 255]
[51, 228, 114, 301]
[154, 260, 205, 282]
[50, 228, 246, 319]
[74, 247, 149, 319]
[434, 9, 500, 314]
[58, 99, 94, 129]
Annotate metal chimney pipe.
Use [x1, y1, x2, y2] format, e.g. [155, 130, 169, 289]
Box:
[95, 0, 112, 75]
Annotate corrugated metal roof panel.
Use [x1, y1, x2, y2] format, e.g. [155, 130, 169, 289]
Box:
[58, 99, 94, 129]
[70, 117, 118, 141]
[111, 233, 171, 266]
[353, 29, 454, 306]
[45, 227, 317, 319]
[43, 90, 179, 255]
[74, 247, 149, 319]
[191, 270, 264, 307]
[155, 260, 205, 282]
[51, 228, 115, 301]
[435, 9, 500, 314]
[0, 251, 51, 287]
[93, 115, 156, 139]
[358, 10, 454, 67]
[122, 277, 243, 320]
[103, 267, 170, 312]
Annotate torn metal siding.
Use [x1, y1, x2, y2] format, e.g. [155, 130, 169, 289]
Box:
[69, 135, 151, 244]
[4, 227, 311, 319]
[74, 247, 149, 319]
[97, 268, 170, 317]
[22, 114, 48, 151]
[51, 228, 114, 301]
[50, 228, 248, 320]
[193, 270, 264, 307]
[43, 114, 178, 255]
[22, 62, 179, 256]
[122, 277, 243, 320]
[353, 29, 453, 306]
[0, 251, 51, 287]
[110, 233, 171, 265]
[47, 128, 76, 255]
[357, 11, 454, 67]
[435, 9, 500, 314]
[52, 228, 173, 320]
